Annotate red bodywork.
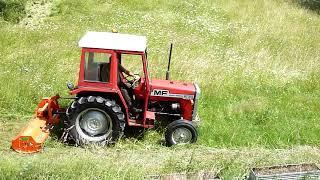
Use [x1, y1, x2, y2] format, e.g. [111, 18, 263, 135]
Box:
[71, 48, 196, 128]
[149, 79, 195, 120]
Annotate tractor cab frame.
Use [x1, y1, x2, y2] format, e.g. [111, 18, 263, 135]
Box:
[71, 46, 154, 128]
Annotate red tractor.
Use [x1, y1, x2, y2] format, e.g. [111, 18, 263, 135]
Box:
[12, 32, 201, 153]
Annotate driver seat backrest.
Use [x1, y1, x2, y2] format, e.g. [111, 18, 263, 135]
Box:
[120, 87, 132, 107]
[99, 63, 110, 82]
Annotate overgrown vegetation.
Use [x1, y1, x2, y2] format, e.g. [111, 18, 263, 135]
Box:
[296, 0, 320, 13]
[0, 0, 27, 23]
[0, 0, 320, 178]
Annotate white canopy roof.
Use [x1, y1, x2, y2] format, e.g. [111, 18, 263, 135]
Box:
[78, 31, 147, 52]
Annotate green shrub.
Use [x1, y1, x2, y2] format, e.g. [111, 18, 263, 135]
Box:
[51, 0, 91, 16]
[295, 0, 320, 13]
[0, 0, 27, 23]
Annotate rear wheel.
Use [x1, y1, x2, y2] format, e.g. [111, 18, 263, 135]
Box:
[65, 96, 125, 146]
[165, 120, 197, 146]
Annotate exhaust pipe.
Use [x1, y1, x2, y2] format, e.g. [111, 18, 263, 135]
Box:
[166, 43, 173, 80]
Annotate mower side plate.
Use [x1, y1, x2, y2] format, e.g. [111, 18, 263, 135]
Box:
[11, 117, 50, 153]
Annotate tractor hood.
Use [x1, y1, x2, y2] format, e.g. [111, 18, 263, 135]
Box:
[150, 79, 196, 100]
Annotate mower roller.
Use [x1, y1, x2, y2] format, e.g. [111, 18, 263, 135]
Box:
[12, 31, 201, 153]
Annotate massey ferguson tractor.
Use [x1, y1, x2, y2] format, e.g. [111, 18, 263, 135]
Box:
[11, 31, 201, 153]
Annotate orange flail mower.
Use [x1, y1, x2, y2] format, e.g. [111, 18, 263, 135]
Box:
[11, 96, 62, 153]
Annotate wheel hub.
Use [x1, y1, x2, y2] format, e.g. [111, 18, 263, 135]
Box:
[87, 118, 102, 130]
[171, 127, 192, 144]
[77, 109, 112, 137]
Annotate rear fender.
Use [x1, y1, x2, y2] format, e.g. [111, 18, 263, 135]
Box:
[72, 89, 130, 125]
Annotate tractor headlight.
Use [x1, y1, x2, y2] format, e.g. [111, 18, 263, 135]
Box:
[67, 82, 75, 90]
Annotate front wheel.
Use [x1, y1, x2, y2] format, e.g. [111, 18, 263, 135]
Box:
[165, 120, 198, 146]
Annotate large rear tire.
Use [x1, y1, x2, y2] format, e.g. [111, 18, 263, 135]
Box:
[65, 96, 125, 146]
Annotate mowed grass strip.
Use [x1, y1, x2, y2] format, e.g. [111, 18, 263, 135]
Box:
[1, 142, 320, 179]
[1, 118, 320, 179]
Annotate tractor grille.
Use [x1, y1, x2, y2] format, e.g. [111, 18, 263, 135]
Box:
[192, 83, 201, 121]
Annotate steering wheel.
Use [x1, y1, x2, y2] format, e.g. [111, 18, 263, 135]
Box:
[124, 74, 141, 88]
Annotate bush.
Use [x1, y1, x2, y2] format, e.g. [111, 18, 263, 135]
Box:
[0, 0, 27, 23]
[295, 0, 320, 13]
[51, 0, 90, 16]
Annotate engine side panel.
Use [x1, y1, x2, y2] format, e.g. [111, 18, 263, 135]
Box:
[148, 97, 194, 120]
[149, 79, 196, 121]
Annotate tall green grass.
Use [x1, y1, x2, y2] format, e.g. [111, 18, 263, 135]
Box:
[1, 0, 319, 147]
[0, 0, 320, 178]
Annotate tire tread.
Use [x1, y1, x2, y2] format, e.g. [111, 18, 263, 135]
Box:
[64, 96, 125, 145]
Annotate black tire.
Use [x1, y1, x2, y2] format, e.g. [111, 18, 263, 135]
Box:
[165, 120, 197, 146]
[65, 96, 125, 146]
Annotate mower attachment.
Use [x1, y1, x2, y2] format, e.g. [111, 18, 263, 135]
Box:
[11, 96, 61, 153]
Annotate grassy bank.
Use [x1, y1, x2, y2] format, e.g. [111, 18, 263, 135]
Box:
[0, 0, 320, 178]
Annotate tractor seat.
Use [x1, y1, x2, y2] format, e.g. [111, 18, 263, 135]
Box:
[99, 63, 110, 82]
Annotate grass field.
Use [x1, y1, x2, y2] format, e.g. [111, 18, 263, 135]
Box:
[1, 0, 320, 178]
